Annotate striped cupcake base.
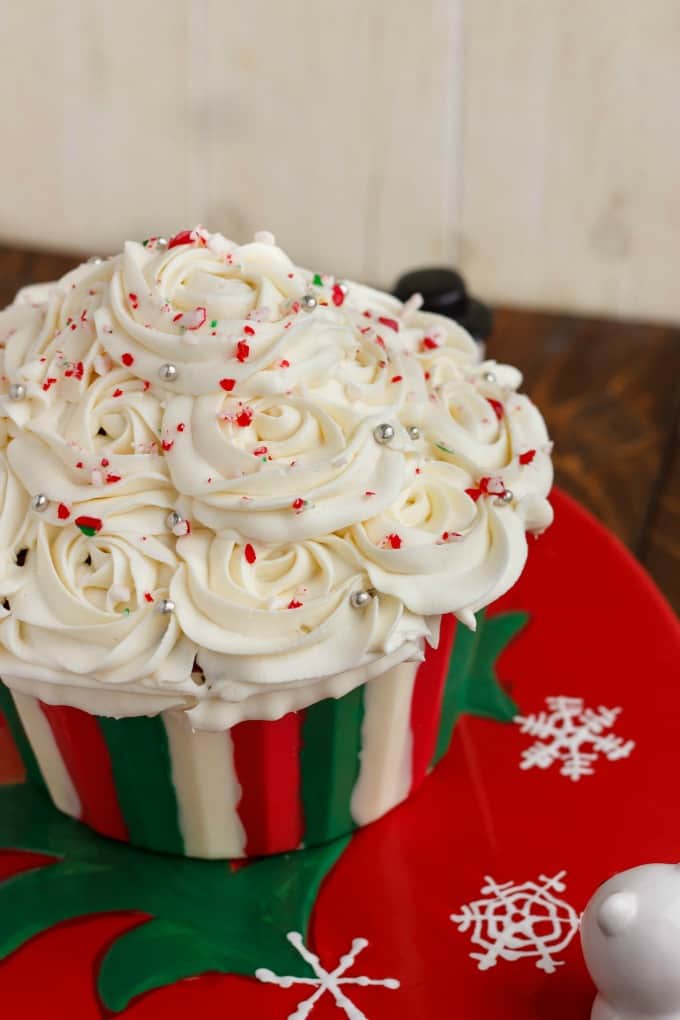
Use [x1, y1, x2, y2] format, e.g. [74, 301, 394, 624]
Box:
[1, 616, 460, 859]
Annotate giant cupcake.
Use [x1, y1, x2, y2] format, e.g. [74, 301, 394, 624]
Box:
[0, 227, 553, 857]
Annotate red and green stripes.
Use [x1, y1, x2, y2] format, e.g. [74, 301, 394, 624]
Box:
[0, 615, 468, 858]
[98, 714, 184, 854]
[0, 684, 46, 793]
[410, 614, 458, 787]
[232, 713, 303, 856]
[300, 686, 365, 846]
[39, 704, 129, 842]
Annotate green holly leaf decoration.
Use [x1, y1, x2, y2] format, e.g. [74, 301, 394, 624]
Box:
[432, 608, 528, 766]
[0, 783, 348, 1012]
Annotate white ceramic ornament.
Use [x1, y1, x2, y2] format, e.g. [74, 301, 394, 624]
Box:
[581, 863, 680, 1020]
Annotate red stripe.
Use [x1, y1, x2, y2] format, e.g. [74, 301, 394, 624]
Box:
[410, 614, 458, 790]
[232, 712, 303, 856]
[39, 703, 128, 842]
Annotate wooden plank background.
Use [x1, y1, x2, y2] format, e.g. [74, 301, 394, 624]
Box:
[0, 1, 679, 322]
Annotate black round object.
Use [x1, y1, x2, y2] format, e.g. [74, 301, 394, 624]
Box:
[393, 267, 468, 319]
[457, 297, 494, 342]
[392, 266, 494, 342]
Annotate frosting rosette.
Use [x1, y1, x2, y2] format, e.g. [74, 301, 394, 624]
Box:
[0, 448, 33, 617]
[162, 392, 405, 539]
[0, 510, 195, 687]
[171, 531, 428, 689]
[0, 227, 554, 724]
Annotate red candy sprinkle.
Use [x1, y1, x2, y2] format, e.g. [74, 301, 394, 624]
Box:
[390, 375, 403, 383]
[106, 474, 121, 484]
[186, 306, 207, 331]
[176, 423, 186, 432]
[75, 515, 103, 536]
[386, 533, 402, 549]
[57, 503, 70, 520]
[167, 230, 195, 249]
[42, 377, 57, 392]
[466, 476, 505, 502]
[112, 388, 123, 398]
[519, 449, 536, 465]
[100, 458, 109, 467]
[236, 408, 253, 428]
[162, 440, 174, 452]
[236, 340, 250, 362]
[244, 543, 257, 564]
[253, 446, 268, 456]
[292, 498, 305, 510]
[75, 461, 83, 469]
[144, 592, 154, 603]
[220, 378, 236, 391]
[487, 398, 504, 420]
[421, 337, 439, 350]
[331, 283, 346, 307]
[128, 293, 139, 309]
[287, 599, 303, 609]
[364, 490, 376, 496]
[121, 353, 134, 367]
[279, 359, 290, 369]
[243, 325, 255, 336]
[378, 316, 399, 332]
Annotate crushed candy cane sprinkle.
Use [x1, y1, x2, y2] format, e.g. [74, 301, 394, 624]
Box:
[0, 225, 553, 686]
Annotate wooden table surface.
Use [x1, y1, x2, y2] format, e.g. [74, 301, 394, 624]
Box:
[1, 246, 679, 614]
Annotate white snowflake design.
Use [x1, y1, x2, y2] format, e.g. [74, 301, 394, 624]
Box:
[255, 931, 399, 1020]
[451, 871, 580, 973]
[515, 695, 635, 781]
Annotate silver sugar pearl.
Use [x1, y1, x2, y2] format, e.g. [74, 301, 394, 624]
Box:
[407, 425, 421, 441]
[483, 371, 497, 383]
[155, 237, 168, 250]
[8, 383, 26, 401]
[497, 489, 514, 504]
[166, 510, 182, 530]
[87, 255, 104, 265]
[350, 589, 374, 609]
[156, 598, 176, 615]
[373, 422, 395, 445]
[31, 494, 48, 512]
[300, 292, 317, 312]
[159, 363, 178, 382]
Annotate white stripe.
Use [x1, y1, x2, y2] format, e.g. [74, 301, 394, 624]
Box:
[163, 710, 246, 859]
[11, 691, 81, 820]
[350, 661, 418, 827]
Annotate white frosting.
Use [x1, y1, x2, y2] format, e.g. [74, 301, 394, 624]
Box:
[0, 227, 553, 727]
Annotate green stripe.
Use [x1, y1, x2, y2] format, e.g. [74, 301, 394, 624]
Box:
[0, 683, 47, 792]
[98, 714, 184, 855]
[300, 686, 365, 846]
[431, 620, 477, 768]
[431, 610, 525, 768]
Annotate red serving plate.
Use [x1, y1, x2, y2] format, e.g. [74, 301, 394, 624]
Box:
[0, 487, 677, 1020]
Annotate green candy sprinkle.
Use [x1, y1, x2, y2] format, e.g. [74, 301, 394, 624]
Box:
[210, 319, 218, 329]
[312, 273, 323, 287]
